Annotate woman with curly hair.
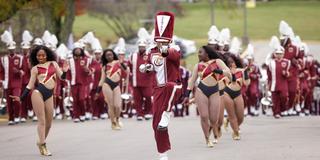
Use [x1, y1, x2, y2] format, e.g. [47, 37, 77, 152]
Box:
[223, 54, 250, 140]
[95, 49, 123, 130]
[184, 46, 230, 147]
[11, 45, 69, 156]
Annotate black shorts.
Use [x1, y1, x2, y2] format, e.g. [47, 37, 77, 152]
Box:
[35, 83, 53, 101]
[105, 77, 119, 90]
[198, 81, 219, 98]
[219, 90, 224, 96]
[224, 87, 241, 99]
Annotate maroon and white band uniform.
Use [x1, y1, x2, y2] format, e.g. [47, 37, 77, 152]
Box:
[68, 55, 93, 120]
[267, 58, 291, 116]
[283, 43, 300, 112]
[21, 52, 33, 119]
[85, 56, 93, 116]
[301, 57, 317, 113]
[1, 53, 24, 122]
[246, 63, 261, 111]
[147, 47, 182, 153]
[90, 58, 105, 118]
[54, 57, 66, 116]
[129, 51, 153, 118]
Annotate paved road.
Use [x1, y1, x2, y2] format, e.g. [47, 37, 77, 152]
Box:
[0, 113, 320, 160]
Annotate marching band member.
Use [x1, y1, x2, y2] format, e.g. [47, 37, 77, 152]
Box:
[267, 36, 291, 119]
[69, 42, 93, 122]
[115, 38, 131, 118]
[301, 43, 317, 115]
[90, 38, 105, 120]
[96, 49, 123, 130]
[184, 45, 230, 147]
[279, 21, 300, 116]
[129, 28, 153, 120]
[140, 11, 182, 160]
[1, 30, 24, 125]
[245, 44, 261, 116]
[21, 30, 33, 122]
[11, 45, 69, 156]
[55, 44, 70, 119]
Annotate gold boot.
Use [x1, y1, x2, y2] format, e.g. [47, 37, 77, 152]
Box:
[37, 143, 52, 156]
[116, 118, 123, 129]
[232, 131, 241, 141]
[206, 138, 214, 148]
[111, 122, 121, 130]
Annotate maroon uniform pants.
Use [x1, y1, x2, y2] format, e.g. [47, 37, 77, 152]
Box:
[133, 86, 152, 117]
[287, 78, 298, 111]
[90, 90, 105, 117]
[6, 88, 21, 121]
[272, 90, 288, 116]
[247, 86, 259, 107]
[72, 84, 86, 118]
[152, 82, 182, 153]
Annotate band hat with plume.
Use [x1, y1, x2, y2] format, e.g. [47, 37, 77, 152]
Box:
[91, 38, 103, 53]
[279, 20, 293, 40]
[41, 30, 58, 51]
[218, 28, 231, 46]
[244, 44, 254, 59]
[73, 42, 83, 49]
[207, 25, 220, 45]
[114, 37, 126, 55]
[229, 37, 241, 55]
[269, 36, 284, 54]
[137, 27, 151, 47]
[33, 38, 43, 46]
[42, 30, 52, 47]
[56, 43, 70, 60]
[82, 32, 96, 45]
[50, 34, 58, 51]
[1, 30, 16, 49]
[21, 30, 33, 49]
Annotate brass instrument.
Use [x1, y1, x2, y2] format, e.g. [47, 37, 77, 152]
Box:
[0, 86, 6, 110]
[261, 82, 272, 107]
[63, 80, 73, 110]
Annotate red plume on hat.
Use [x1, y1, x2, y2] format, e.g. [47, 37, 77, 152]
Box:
[154, 11, 175, 43]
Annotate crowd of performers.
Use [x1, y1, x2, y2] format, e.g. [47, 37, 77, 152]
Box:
[0, 11, 319, 159]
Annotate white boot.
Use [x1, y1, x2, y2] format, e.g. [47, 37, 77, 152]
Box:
[244, 108, 248, 116]
[250, 106, 255, 116]
[301, 101, 305, 109]
[295, 103, 301, 112]
[254, 108, 259, 116]
[158, 111, 171, 130]
[28, 110, 34, 118]
[159, 152, 168, 160]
